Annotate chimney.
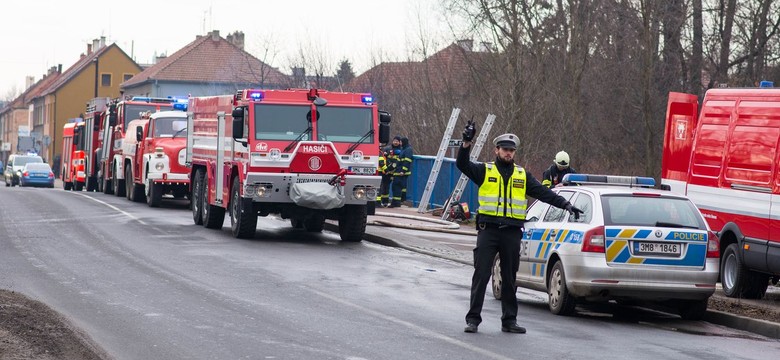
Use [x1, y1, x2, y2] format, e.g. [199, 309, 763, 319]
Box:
[92, 38, 100, 52]
[57, 64, 62, 73]
[25, 76, 35, 89]
[99, 36, 106, 49]
[227, 31, 245, 50]
[155, 53, 167, 64]
[210, 30, 220, 41]
[456, 39, 473, 51]
[87, 43, 93, 55]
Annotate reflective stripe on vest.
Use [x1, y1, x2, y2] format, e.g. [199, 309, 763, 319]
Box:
[477, 163, 528, 220]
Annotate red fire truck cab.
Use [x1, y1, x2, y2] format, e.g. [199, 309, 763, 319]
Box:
[98, 97, 178, 197]
[121, 110, 190, 207]
[187, 88, 391, 241]
[661, 83, 780, 299]
[82, 97, 110, 192]
[61, 121, 86, 191]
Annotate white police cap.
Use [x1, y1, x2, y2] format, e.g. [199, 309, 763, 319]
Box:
[493, 133, 518, 149]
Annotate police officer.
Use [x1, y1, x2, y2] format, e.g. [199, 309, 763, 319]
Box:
[457, 120, 582, 334]
[542, 150, 577, 188]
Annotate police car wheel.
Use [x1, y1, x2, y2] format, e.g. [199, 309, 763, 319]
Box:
[677, 299, 708, 320]
[548, 261, 576, 316]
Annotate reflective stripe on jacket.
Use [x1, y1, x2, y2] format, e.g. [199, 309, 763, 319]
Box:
[477, 163, 528, 220]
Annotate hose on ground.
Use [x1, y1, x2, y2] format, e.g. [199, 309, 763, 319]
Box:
[368, 211, 477, 235]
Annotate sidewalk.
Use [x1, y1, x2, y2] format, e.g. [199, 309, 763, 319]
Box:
[329, 204, 780, 339]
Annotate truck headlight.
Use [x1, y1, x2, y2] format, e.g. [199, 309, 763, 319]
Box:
[155, 162, 164, 171]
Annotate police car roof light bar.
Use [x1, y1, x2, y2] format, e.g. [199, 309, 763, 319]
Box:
[562, 174, 655, 188]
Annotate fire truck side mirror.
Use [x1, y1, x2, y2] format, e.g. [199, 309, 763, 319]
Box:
[232, 107, 245, 139]
[135, 126, 143, 142]
[108, 104, 118, 126]
[378, 110, 392, 144]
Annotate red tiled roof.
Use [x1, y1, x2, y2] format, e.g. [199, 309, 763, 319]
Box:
[347, 42, 490, 93]
[0, 70, 62, 114]
[122, 34, 290, 88]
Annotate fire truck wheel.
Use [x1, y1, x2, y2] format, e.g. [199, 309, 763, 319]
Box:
[101, 174, 113, 195]
[192, 170, 205, 225]
[290, 218, 303, 229]
[202, 173, 225, 229]
[146, 178, 162, 207]
[113, 164, 126, 197]
[75, 182, 84, 191]
[127, 167, 146, 203]
[338, 205, 367, 242]
[302, 215, 325, 233]
[230, 177, 257, 238]
[721, 243, 770, 299]
[64, 181, 73, 191]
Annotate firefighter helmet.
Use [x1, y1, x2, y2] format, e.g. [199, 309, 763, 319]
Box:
[555, 151, 570, 167]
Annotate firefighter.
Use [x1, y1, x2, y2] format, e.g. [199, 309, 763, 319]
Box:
[542, 150, 577, 188]
[457, 121, 582, 334]
[381, 136, 402, 207]
[390, 136, 413, 208]
[376, 147, 389, 206]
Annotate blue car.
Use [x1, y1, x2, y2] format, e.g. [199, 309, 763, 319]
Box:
[19, 163, 55, 188]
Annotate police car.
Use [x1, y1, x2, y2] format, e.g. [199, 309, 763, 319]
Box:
[491, 174, 719, 320]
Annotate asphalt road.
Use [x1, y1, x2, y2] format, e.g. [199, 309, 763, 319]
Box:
[1, 184, 780, 359]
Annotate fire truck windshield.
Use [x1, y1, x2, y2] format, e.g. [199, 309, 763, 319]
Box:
[154, 117, 188, 138]
[315, 107, 372, 143]
[253, 104, 311, 140]
[124, 104, 168, 127]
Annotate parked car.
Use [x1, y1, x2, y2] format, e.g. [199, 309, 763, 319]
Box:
[19, 162, 55, 188]
[491, 174, 720, 320]
[4, 154, 44, 187]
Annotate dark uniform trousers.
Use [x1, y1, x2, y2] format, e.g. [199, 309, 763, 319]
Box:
[466, 224, 523, 326]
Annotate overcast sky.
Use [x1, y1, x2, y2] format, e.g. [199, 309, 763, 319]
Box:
[0, 0, 451, 99]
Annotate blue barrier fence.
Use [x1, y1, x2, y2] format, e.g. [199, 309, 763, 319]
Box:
[406, 155, 479, 212]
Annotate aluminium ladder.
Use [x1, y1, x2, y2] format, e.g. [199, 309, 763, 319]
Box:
[416, 108, 461, 213]
[441, 113, 496, 220]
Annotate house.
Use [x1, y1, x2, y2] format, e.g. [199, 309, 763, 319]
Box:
[0, 67, 61, 165]
[31, 37, 142, 171]
[120, 30, 291, 98]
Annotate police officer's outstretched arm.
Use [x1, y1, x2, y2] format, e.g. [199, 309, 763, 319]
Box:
[525, 172, 583, 218]
[456, 121, 485, 185]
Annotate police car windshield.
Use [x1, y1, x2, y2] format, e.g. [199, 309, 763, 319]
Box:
[253, 104, 310, 140]
[601, 194, 707, 229]
[154, 117, 187, 138]
[316, 107, 372, 143]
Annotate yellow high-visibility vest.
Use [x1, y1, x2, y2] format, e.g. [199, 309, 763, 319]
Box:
[477, 163, 528, 220]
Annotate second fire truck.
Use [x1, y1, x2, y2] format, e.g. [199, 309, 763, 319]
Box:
[121, 110, 190, 207]
[187, 88, 391, 241]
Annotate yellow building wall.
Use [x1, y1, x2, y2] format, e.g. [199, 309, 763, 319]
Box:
[46, 45, 142, 164]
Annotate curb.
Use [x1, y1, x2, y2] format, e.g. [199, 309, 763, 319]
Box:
[705, 309, 780, 339]
[328, 221, 780, 339]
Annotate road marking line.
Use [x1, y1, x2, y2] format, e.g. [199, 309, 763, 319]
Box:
[309, 288, 514, 360]
[74, 193, 148, 225]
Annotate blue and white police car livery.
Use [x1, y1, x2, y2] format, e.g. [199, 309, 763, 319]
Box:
[491, 174, 720, 319]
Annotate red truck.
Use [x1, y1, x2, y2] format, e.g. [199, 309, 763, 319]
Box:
[60, 121, 86, 191]
[121, 110, 190, 206]
[187, 88, 391, 241]
[661, 82, 780, 299]
[81, 97, 110, 192]
[97, 97, 178, 197]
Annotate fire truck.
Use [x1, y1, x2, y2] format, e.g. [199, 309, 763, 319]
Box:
[81, 97, 111, 192]
[97, 97, 178, 197]
[187, 88, 391, 241]
[661, 82, 780, 299]
[60, 121, 86, 191]
[121, 110, 190, 207]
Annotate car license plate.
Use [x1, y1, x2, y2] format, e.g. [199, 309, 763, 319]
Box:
[349, 166, 375, 175]
[634, 242, 681, 256]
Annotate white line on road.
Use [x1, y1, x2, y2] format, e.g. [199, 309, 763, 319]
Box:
[308, 288, 515, 360]
[73, 192, 148, 226]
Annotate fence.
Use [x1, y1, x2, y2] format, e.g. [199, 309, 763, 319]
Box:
[407, 155, 479, 213]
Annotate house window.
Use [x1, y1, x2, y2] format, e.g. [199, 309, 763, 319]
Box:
[101, 73, 112, 87]
[123, 73, 133, 82]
